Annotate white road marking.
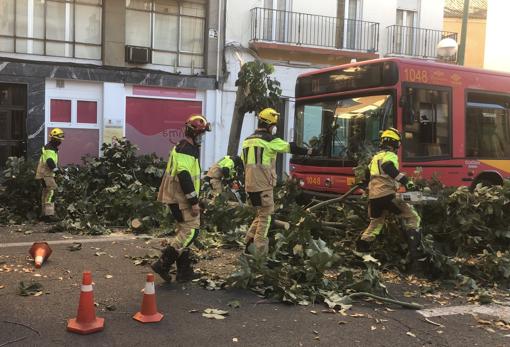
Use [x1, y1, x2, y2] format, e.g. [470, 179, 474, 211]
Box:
[0, 233, 155, 248]
[419, 303, 510, 322]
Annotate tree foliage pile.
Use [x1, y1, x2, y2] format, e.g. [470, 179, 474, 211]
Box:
[0, 140, 169, 233]
[2, 143, 510, 305]
[229, 180, 510, 305]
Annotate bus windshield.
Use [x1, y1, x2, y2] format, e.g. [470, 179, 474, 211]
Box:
[295, 93, 394, 161]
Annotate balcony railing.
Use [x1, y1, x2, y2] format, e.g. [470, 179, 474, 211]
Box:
[250, 7, 379, 53]
[386, 25, 458, 59]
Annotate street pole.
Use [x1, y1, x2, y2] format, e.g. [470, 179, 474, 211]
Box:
[457, 0, 470, 65]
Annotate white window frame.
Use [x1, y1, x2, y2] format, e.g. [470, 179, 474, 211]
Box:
[45, 95, 102, 157]
[0, 0, 102, 60]
[343, 0, 362, 49]
[396, 8, 417, 56]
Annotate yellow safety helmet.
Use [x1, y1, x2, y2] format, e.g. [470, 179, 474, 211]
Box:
[185, 114, 211, 136]
[258, 108, 279, 126]
[50, 128, 65, 141]
[380, 127, 401, 149]
[380, 127, 401, 142]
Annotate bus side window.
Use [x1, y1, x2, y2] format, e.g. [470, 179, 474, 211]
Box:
[466, 92, 510, 159]
[403, 86, 451, 160]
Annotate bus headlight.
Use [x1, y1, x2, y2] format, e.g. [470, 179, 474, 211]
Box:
[299, 179, 305, 187]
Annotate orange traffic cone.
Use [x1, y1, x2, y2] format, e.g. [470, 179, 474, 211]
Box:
[67, 271, 105, 334]
[133, 273, 164, 323]
[29, 242, 52, 268]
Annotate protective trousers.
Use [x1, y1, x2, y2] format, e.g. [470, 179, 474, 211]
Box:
[245, 189, 274, 255]
[40, 177, 57, 216]
[168, 204, 200, 250]
[360, 194, 420, 242]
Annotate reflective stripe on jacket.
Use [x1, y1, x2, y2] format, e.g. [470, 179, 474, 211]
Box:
[368, 150, 399, 199]
[241, 130, 290, 192]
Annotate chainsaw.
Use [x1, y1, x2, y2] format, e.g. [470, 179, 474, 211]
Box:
[228, 180, 245, 207]
[396, 191, 438, 205]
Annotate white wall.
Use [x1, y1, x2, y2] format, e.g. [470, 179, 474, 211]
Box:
[418, 0, 445, 32]
[292, 0, 336, 16]
[225, 0, 261, 45]
[484, 0, 510, 72]
[362, 0, 445, 55]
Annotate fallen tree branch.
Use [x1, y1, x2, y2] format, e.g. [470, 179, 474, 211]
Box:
[346, 292, 424, 310]
[321, 226, 343, 233]
[424, 317, 444, 327]
[307, 185, 360, 213]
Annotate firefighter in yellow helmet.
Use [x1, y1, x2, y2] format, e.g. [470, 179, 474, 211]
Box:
[35, 128, 65, 222]
[203, 155, 244, 195]
[152, 114, 211, 282]
[242, 108, 315, 255]
[357, 128, 421, 266]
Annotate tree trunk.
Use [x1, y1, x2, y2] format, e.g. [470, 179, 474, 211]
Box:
[227, 88, 245, 156]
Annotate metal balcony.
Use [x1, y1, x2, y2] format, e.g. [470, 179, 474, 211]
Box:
[386, 25, 458, 59]
[250, 7, 379, 53]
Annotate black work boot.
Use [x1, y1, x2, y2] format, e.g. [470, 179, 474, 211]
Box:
[405, 229, 422, 272]
[151, 246, 179, 282]
[176, 249, 198, 282]
[355, 239, 373, 253]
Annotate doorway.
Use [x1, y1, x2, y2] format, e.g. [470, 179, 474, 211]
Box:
[0, 83, 27, 167]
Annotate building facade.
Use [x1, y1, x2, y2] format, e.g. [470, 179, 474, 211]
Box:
[443, 0, 487, 68]
[0, 0, 224, 170]
[0, 0, 454, 174]
[219, 0, 448, 172]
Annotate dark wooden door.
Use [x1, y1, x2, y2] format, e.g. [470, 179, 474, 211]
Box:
[0, 84, 27, 166]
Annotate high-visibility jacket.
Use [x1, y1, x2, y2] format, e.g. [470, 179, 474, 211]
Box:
[35, 142, 59, 179]
[206, 155, 236, 180]
[241, 130, 308, 192]
[367, 150, 401, 199]
[157, 139, 201, 208]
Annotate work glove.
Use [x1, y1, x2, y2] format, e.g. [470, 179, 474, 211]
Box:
[201, 181, 211, 192]
[406, 181, 416, 191]
[52, 167, 61, 175]
[191, 203, 201, 217]
[358, 180, 369, 190]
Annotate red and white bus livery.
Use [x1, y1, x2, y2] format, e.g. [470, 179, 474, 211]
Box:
[290, 58, 510, 196]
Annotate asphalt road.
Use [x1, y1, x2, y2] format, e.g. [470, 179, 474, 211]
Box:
[1, 228, 509, 347]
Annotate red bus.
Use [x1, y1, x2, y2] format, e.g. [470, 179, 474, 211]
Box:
[290, 57, 510, 197]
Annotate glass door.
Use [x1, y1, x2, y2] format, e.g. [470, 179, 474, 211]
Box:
[263, 0, 289, 42]
[396, 9, 417, 55]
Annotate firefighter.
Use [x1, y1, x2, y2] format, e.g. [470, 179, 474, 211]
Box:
[242, 107, 314, 255]
[203, 155, 244, 195]
[35, 128, 64, 222]
[357, 128, 421, 265]
[152, 114, 211, 282]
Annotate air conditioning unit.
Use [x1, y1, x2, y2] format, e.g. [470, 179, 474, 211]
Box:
[125, 45, 151, 64]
